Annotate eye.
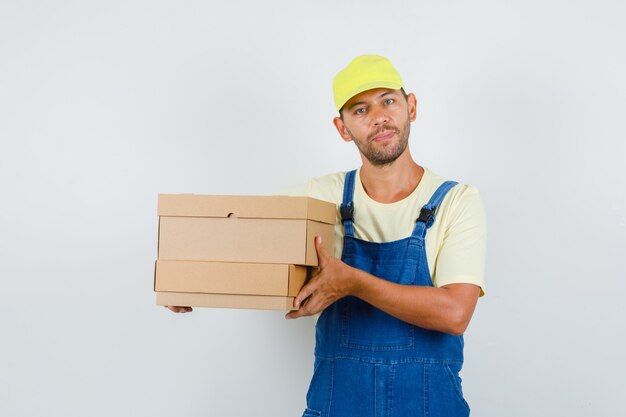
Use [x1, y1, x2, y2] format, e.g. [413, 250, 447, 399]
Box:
[354, 107, 366, 115]
[384, 98, 395, 105]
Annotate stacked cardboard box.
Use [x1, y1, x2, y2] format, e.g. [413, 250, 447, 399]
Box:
[154, 194, 336, 310]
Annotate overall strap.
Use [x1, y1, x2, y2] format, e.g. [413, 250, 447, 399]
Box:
[340, 170, 357, 237]
[412, 181, 459, 238]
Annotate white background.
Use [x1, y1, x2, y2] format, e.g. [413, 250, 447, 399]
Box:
[1, 1, 625, 416]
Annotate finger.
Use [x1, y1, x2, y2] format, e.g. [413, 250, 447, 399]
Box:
[285, 303, 303, 319]
[294, 279, 318, 308]
[315, 235, 330, 268]
[285, 308, 301, 319]
[304, 294, 326, 317]
[285, 298, 312, 319]
[166, 306, 192, 313]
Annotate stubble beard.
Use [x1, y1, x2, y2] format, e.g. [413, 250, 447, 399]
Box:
[346, 117, 411, 167]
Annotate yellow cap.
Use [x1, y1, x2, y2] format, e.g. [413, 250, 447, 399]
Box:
[333, 54, 405, 112]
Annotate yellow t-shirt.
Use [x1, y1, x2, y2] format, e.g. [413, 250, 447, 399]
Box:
[284, 167, 486, 295]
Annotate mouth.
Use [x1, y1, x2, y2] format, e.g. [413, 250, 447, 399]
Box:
[371, 130, 397, 142]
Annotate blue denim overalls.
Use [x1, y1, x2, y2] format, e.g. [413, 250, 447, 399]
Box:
[303, 170, 469, 417]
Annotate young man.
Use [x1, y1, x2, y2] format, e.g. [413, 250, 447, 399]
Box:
[166, 54, 486, 416]
[286, 55, 486, 417]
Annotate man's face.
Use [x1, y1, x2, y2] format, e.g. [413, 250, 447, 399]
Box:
[333, 88, 417, 167]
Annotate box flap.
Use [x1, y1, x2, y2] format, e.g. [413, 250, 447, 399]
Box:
[287, 264, 308, 297]
[158, 194, 336, 224]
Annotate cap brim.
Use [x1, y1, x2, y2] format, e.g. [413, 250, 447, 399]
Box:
[336, 81, 404, 111]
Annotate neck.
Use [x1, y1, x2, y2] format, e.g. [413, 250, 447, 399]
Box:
[359, 148, 424, 203]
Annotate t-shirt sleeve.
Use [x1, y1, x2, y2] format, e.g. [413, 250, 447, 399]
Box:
[433, 185, 487, 296]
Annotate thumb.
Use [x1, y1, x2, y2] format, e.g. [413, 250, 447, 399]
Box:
[315, 235, 330, 268]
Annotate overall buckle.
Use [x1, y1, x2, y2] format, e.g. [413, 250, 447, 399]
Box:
[340, 204, 354, 222]
[416, 207, 435, 223]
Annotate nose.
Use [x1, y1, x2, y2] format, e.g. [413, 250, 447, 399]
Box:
[370, 105, 389, 126]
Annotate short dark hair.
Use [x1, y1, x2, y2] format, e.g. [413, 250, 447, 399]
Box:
[339, 88, 409, 119]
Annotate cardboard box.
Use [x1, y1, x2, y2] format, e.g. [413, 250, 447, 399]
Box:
[157, 195, 336, 266]
[157, 291, 298, 311]
[154, 260, 310, 296]
[155, 194, 335, 310]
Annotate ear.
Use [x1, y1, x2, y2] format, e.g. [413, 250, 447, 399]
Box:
[407, 93, 418, 122]
[333, 116, 353, 142]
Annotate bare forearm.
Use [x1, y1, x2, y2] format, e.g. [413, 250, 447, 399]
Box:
[351, 268, 479, 336]
[286, 236, 480, 332]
